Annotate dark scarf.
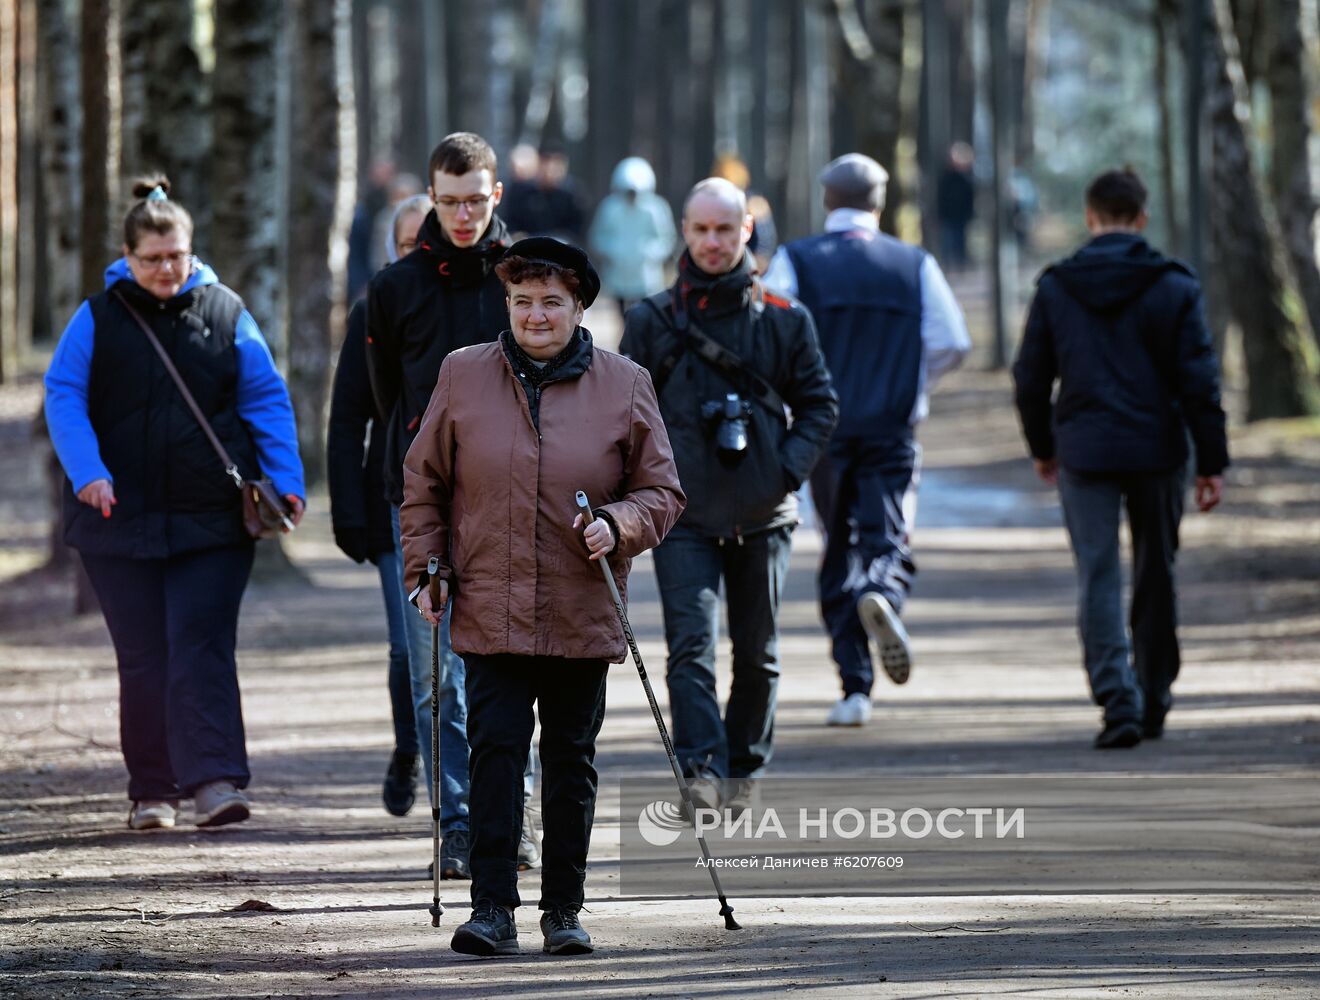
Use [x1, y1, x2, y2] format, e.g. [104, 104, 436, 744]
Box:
[415, 210, 511, 288]
[501, 327, 594, 429]
[502, 327, 592, 383]
[674, 249, 755, 320]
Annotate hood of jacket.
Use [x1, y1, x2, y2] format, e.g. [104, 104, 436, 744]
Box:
[1044, 232, 1191, 313]
[414, 210, 511, 288]
[610, 156, 657, 194]
[103, 256, 220, 296]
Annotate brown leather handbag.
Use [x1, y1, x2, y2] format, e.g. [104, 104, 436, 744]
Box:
[112, 291, 294, 537]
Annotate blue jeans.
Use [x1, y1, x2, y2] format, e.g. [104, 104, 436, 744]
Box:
[391, 506, 469, 835]
[374, 549, 418, 756]
[1057, 467, 1185, 726]
[652, 524, 793, 781]
[81, 545, 255, 801]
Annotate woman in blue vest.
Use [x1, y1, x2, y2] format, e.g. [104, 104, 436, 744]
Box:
[44, 176, 305, 831]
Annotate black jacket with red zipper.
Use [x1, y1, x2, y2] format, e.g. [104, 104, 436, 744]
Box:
[366, 210, 511, 504]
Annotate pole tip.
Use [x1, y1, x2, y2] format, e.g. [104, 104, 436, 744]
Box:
[429, 901, 444, 927]
[720, 902, 741, 930]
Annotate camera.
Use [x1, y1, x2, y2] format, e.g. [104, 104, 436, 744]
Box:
[701, 393, 753, 468]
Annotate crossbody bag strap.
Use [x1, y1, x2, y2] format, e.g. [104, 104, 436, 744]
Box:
[111, 290, 244, 491]
[682, 318, 787, 414]
[643, 296, 787, 413]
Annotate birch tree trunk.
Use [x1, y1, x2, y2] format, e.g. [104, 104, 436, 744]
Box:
[212, 0, 282, 352]
[1207, 0, 1320, 419]
[37, 0, 80, 338]
[287, 0, 353, 487]
[1266, 0, 1320, 352]
[834, 0, 905, 235]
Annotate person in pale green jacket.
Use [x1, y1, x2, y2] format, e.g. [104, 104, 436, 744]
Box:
[588, 157, 676, 311]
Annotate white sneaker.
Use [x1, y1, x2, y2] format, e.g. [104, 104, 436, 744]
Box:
[859, 591, 912, 684]
[128, 800, 177, 830]
[826, 692, 873, 727]
[194, 780, 250, 828]
[684, 775, 722, 820]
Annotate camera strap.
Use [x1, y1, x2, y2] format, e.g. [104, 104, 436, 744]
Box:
[643, 297, 787, 415]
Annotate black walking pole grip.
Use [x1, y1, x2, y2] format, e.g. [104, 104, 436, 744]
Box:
[426, 555, 443, 927]
[575, 491, 741, 931]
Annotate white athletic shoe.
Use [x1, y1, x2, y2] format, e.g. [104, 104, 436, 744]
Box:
[859, 591, 912, 685]
[826, 692, 873, 727]
[194, 780, 250, 828]
[128, 800, 177, 830]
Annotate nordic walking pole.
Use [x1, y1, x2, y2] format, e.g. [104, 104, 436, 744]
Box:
[426, 556, 445, 927]
[574, 491, 741, 930]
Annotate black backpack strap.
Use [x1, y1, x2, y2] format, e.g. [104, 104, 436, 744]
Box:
[642, 296, 687, 396]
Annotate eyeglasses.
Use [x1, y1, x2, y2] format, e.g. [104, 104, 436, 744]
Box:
[434, 194, 494, 214]
[131, 250, 192, 270]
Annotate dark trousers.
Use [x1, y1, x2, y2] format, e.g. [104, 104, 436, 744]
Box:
[465, 654, 607, 911]
[812, 434, 920, 697]
[651, 524, 793, 781]
[1057, 467, 1184, 726]
[80, 544, 255, 801]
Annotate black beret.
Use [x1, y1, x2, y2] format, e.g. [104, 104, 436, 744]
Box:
[502, 236, 601, 307]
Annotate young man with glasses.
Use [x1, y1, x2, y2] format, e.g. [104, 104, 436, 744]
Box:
[366, 132, 515, 880]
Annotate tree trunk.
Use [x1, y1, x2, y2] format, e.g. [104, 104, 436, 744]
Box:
[834, 0, 905, 235]
[74, 0, 118, 613]
[36, 0, 80, 339]
[1208, 0, 1320, 419]
[212, 0, 282, 353]
[1155, 0, 1183, 256]
[0, 0, 17, 382]
[1265, 0, 1320, 352]
[287, 0, 353, 488]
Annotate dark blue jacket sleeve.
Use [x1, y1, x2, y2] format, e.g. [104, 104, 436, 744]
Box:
[1013, 283, 1058, 461]
[327, 301, 372, 530]
[1173, 287, 1229, 476]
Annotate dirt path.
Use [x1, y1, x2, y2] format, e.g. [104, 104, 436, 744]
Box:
[1, 363, 1317, 998]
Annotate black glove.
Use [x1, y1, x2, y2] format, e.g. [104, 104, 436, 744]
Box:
[333, 524, 370, 564]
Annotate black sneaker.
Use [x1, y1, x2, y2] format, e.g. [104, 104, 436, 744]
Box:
[382, 751, 418, 817]
[1142, 713, 1166, 740]
[1094, 719, 1143, 749]
[440, 829, 471, 880]
[451, 901, 519, 956]
[540, 906, 593, 955]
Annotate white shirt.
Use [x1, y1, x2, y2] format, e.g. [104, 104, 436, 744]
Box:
[763, 208, 971, 424]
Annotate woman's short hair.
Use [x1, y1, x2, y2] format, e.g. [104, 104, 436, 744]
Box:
[123, 174, 194, 249]
[495, 255, 582, 300]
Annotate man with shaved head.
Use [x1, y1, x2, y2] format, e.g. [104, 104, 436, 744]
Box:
[620, 177, 837, 811]
[765, 153, 971, 727]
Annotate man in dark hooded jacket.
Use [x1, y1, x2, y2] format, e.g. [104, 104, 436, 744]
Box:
[1013, 168, 1228, 749]
[366, 132, 512, 879]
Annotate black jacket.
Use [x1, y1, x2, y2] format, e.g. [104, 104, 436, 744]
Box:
[65, 280, 259, 558]
[620, 252, 838, 537]
[366, 211, 511, 504]
[1013, 233, 1228, 477]
[327, 299, 393, 562]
